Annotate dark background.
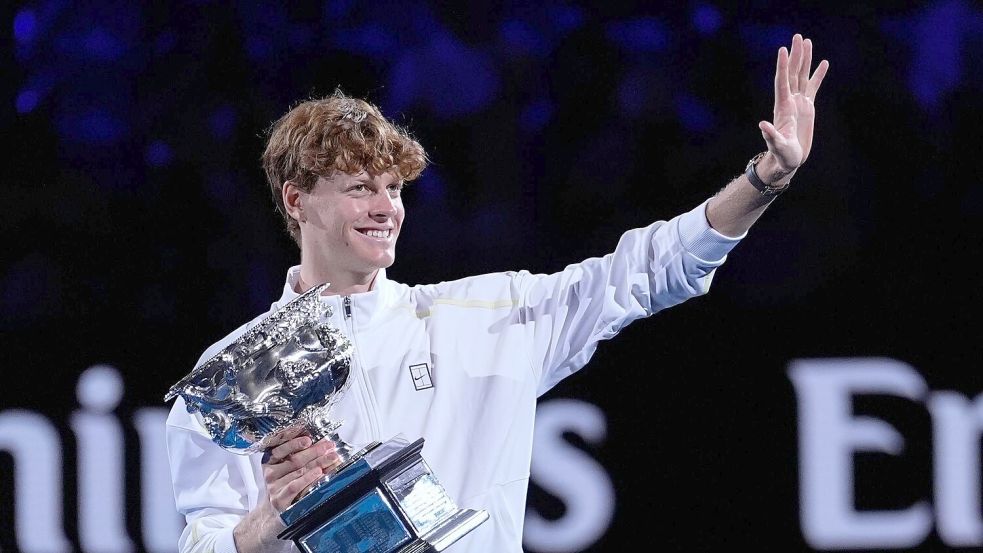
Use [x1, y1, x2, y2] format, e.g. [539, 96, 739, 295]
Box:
[2, 1, 981, 551]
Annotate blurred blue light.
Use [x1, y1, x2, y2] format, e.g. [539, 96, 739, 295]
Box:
[908, 0, 965, 110]
[14, 9, 37, 43]
[335, 24, 396, 58]
[617, 72, 647, 117]
[325, 0, 355, 19]
[389, 34, 499, 119]
[500, 20, 548, 57]
[82, 27, 124, 62]
[520, 99, 554, 133]
[415, 170, 446, 203]
[154, 30, 177, 55]
[16, 89, 40, 113]
[146, 140, 173, 167]
[204, 171, 239, 205]
[693, 4, 723, 35]
[246, 36, 273, 61]
[607, 18, 670, 54]
[287, 24, 315, 50]
[549, 5, 585, 34]
[410, 10, 442, 38]
[675, 94, 715, 133]
[1, 254, 59, 325]
[208, 105, 237, 139]
[58, 111, 126, 144]
[738, 23, 794, 57]
[385, 56, 419, 115]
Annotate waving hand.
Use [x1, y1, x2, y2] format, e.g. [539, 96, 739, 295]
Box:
[758, 34, 830, 172]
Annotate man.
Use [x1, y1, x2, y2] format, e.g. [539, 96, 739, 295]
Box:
[167, 34, 828, 553]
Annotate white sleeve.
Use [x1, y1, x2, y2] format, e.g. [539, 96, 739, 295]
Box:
[166, 397, 263, 553]
[517, 199, 743, 394]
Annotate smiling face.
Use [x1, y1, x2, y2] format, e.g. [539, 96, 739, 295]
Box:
[288, 170, 405, 290]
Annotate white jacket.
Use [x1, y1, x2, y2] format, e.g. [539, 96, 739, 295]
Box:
[165, 199, 742, 553]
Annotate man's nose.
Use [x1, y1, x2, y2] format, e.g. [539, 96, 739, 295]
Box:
[369, 191, 397, 219]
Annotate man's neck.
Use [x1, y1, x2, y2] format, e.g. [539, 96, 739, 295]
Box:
[297, 265, 378, 296]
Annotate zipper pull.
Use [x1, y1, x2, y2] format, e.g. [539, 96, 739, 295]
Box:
[343, 296, 352, 319]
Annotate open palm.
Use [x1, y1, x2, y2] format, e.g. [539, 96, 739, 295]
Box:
[759, 34, 829, 171]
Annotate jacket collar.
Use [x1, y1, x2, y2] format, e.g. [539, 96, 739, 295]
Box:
[275, 266, 397, 328]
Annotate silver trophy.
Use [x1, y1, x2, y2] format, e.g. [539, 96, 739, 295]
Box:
[165, 284, 488, 553]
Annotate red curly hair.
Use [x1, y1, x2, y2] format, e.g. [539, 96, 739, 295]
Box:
[262, 90, 428, 246]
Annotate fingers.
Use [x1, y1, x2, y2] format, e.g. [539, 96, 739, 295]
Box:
[758, 121, 784, 149]
[269, 461, 326, 511]
[264, 440, 343, 512]
[774, 46, 791, 111]
[262, 426, 307, 463]
[806, 59, 830, 101]
[266, 435, 313, 464]
[264, 439, 339, 481]
[799, 38, 812, 94]
[783, 34, 828, 102]
[788, 34, 803, 93]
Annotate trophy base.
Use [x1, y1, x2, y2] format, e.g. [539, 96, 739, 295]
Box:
[278, 435, 488, 553]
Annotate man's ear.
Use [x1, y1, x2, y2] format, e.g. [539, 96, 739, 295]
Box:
[282, 181, 306, 223]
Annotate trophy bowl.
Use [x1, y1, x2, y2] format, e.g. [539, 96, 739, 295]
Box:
[165, 283, 359, 461]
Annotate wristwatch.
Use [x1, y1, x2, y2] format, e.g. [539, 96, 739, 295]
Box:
[745, 152, 791, 196]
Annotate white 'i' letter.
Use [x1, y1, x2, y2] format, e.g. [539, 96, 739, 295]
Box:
[71, 364, 134, 553]
[134, 407, 184, 552]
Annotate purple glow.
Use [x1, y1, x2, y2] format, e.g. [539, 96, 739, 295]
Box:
[909, 0, 965, 109]
[606, 18, 670, 54]
[154, 30, 177, 55]
[675, 94, 715, 133]
[14, 9, 37, 43]
[246, 36, 273, 61]
[693, 4, 723, 35]
[82, 27, 124, 62]
[146, 140, 173, 167]
[57, 111, 126, 144]
[501, 20, 548, 57]
[617, 72, 647, 116]
[520, 99, 554, 133]
[208, 105, 237, 139]
[16, 89, 40, 113]
[415, 170, 447, 202]
[549, 5, 585, 34]
[388, 34, 499, 119]
[325, 0, 355, 19]
[334, 24, 396, 58]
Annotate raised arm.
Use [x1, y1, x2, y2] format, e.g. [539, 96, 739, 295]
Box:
[706, 33, 830, 237]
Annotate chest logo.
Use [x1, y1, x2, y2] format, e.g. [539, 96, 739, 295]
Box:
[408, 363, 434, 391]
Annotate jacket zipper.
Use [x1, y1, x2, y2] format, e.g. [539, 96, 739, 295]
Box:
[341, 295, 381, 440]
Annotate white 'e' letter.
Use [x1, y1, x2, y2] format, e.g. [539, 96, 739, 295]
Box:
[788, 357, 932, 549]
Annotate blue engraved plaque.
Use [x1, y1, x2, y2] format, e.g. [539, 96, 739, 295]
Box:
[299, 489, 411, 553]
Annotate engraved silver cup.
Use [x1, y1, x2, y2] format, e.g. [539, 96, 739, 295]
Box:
[164, 283, 358, 464]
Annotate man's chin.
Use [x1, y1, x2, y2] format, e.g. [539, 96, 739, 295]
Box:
[359, 253, 395, 271]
